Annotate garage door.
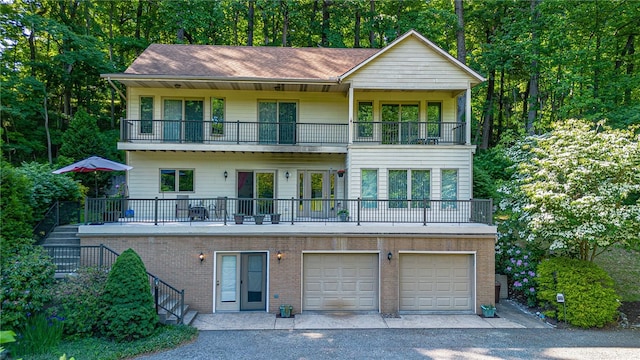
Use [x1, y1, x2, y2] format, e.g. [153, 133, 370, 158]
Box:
[303, 253, 379, 311]
[400, 253, 473, 312]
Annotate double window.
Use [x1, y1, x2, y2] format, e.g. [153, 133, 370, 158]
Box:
[388, 170, 431, 208]
[381, 103, 420, 144]
[361, 169, 378, 208]
[160, 169, 194, 192]
[163, 99, 204, 142]
[258, 100, 297, 144]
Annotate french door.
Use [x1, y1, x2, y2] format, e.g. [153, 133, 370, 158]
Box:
[163, 99, 203, 143]
[258, 101, 297, 144]
[237, 171, 275, 215]
[381, 103, 419, 144]
[298, 171, 336, 218]
[215, 252, 267, 311]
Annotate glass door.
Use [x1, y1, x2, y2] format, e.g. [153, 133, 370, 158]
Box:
[258, 102, 277, 144]
[216, 253, 240, 311]
[298, 171, 334, 218]
[278, 102, 296, 144]
[240, 253, 266, 311]
[163, 99, 182, 142]
[184, 100, 203, 143]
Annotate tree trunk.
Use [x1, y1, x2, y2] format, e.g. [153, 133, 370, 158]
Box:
[454, 0, 466, 125]
[135, 0, 143, 39]
[480, 69, 495, 150]
[321, 0, 331, 47]
[526, 0, 540, 135]
[248, 0, 254, 46]
[369, 0, 375, 48]
[354, 9, 361, 48]
[44, 87, 52, 164]
[281, 1, 288, 46]
[497, 67, 505, 144]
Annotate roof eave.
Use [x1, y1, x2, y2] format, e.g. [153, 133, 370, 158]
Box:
[101, 73, 341, 85]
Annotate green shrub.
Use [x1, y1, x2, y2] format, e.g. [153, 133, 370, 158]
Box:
[537, 257, 620, 328]
[50, 267, 109, 339]
[8, 312, 64, 356]
[100, 249, 158, 342]
[0, 244, 56, 330]
[0, 161, 33, 243]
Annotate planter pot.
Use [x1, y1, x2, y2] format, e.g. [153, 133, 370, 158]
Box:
[270, 214, 281, 224]
[279, 304, 293, 318]
[481, 305, 496, 318]
[234, 215, 244, 224]
[254, 215, 265, 225]
[338, 213, 349, 222]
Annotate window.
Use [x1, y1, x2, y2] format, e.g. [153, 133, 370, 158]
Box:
[140, 97, 153, 134]
[381, 103, 419, 144]
[160, 169, 194, 192]
[441, 169, 458, 209]
[388, 170, 408, 208]
[388, 169, 431, 209]
[427, 102, 442, 138]
[357, 101, 373, 138]
[361, 169, 378, 208]
[211, 98, 225, 135]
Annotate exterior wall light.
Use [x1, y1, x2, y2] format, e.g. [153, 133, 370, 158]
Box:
[285, 171, 290, 181]
[387, 252, 393, 262]
[224, 170, 228, 180]
[199, 252, 205, 262]
[277, 251, 282, 263]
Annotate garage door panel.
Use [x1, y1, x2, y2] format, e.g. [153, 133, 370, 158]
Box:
[304, 254, 379, 311]
[400, 254, 473, 312]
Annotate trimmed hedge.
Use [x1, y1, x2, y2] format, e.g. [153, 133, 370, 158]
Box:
[537, 257, 620, 328]
[100, 249, 158, 342]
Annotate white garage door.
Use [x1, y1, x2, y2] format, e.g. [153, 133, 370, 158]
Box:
[303, 253, 379, 311]
[400, 253, 473, 312]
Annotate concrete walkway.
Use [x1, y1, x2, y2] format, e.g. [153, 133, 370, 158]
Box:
[192, 300, 551, 330]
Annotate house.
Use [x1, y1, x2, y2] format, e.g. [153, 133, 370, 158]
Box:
[86, 30, 496, 316]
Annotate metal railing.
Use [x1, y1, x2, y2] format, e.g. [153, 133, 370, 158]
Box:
[120, 119, 466, 146]
[352, 121, 465, 145]
[84, 197, 493, 225]
[121, 119, 348, 145]
[42, 244, 186, 324]
[33, 201, 82, 244]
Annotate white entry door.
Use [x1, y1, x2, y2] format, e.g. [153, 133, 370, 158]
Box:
[216, 252, 267, 312]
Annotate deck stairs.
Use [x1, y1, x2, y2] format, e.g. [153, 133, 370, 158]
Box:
[41, 225, 198, 325]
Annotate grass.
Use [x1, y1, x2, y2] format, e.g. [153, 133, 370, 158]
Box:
[595, 247, 640, 302]
[25, 324, 197, 360]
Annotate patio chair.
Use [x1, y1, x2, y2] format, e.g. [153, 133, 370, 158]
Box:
[175, 195, 189, 218]
[213, 197, 228, 219]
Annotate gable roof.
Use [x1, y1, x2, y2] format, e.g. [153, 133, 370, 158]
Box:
[339, 30, 485, 84]
[103, 30, 484, 88]
[123, 44, 378, 82]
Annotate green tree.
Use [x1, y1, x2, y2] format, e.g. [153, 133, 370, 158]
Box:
[499, 119, 640, 261]
[100, 249, 157, 342]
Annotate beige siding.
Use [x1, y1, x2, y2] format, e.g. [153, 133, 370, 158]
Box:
[127, 151, 344, 200]
[346, 146, 473, 200]
[345, 37, 472, 90]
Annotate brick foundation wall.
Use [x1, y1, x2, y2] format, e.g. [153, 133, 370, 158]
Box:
[80, 233, 495, 314]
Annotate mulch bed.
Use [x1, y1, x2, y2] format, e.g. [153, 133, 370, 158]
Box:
[619, 301, 640, 326]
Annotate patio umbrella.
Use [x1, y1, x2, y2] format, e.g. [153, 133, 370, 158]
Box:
[52, 156, 133, 195]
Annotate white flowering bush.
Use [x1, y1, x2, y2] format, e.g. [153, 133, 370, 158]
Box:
[499, 119, 640, 261]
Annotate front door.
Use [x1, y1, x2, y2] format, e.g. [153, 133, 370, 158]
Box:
[216, 252, 267, 312]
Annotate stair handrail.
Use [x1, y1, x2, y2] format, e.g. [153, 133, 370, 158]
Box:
[43, 243, 185, 324]
[97, 244, 186, 325]
[33, 201, 82, 245]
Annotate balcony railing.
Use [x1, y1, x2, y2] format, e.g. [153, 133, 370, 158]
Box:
[84, 197, 493, 225]
[120, 119, 465, 146]
[352, 121, 465, 145]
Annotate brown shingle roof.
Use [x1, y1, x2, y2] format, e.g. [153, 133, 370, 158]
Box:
[125, 44, 380, 81]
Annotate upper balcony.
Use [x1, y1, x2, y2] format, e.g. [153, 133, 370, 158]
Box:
[119, 119, 466, 152]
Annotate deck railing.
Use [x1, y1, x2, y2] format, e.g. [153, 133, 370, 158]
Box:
[33, 201, 82, 244]
[120, 119, 465, 146]
[84, 197, 493, 225]
[42, 244, 185, 324]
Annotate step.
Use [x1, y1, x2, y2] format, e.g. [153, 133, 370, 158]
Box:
[182, 310, 199, 326]
[43, 238, 81, 245]
[164, 305, 191, 325]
